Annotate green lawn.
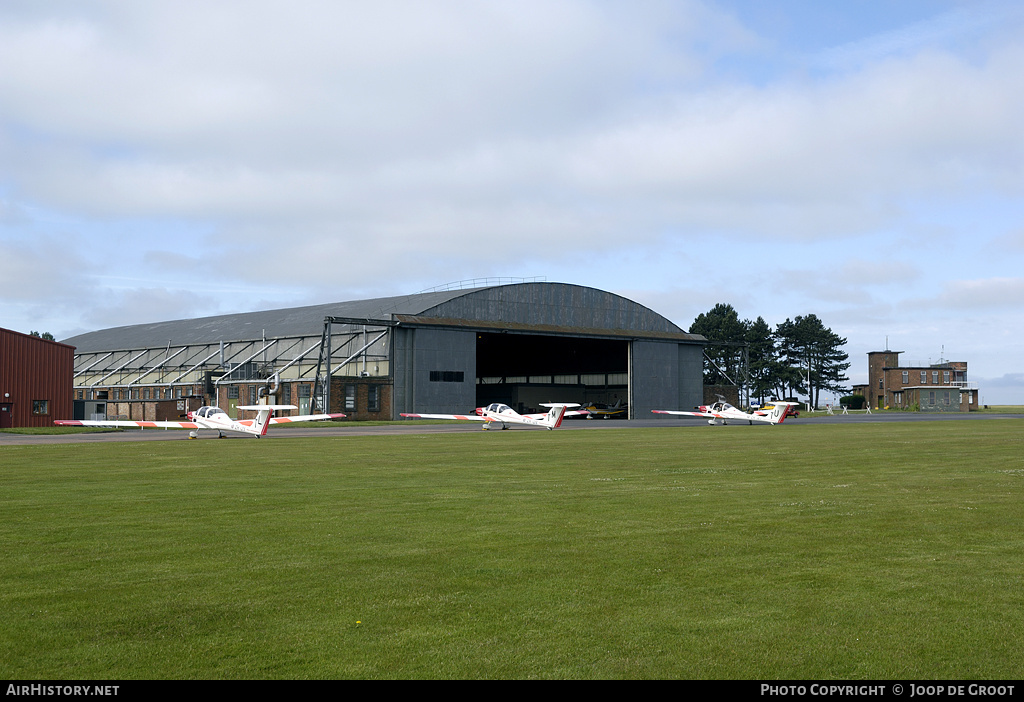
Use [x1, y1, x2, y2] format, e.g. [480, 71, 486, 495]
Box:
[2, 420, 1023, 679]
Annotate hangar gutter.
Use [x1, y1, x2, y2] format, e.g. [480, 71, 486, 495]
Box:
[393, 314, 706, 344]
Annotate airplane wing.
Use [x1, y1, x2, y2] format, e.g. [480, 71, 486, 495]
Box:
[400, 413, 492, 421]
[234, 405, 344, 426]
[521, 409, 590, 419]
[651, 410, 712, 419]
[267, 413, 346, 424]
[54, 420, 200, 430]
[524, 403, 587, 420]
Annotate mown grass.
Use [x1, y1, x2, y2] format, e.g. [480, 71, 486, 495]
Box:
[2, 420, 1023, 679]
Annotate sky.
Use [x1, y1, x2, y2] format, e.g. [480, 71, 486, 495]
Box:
[2, 0, 1023, 403]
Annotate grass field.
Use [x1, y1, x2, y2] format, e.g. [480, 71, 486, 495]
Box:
[2, 420, 1023, 679]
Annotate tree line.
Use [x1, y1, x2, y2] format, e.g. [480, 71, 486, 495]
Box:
[689, 303, 851, 408]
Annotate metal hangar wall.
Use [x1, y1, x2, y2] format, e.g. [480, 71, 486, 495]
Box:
[389, 283, 705, 419]
[0, 327, 74, 429]
[62, 282, 705, 421]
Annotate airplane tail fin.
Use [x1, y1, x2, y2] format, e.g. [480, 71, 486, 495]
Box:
[538, 403, 577, 429]
[252, 407, 275, 436]
[767, 402, 795, 424]
[238, 404, 296, 437]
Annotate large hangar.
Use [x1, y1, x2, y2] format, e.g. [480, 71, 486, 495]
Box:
[63, 282, 705, 421]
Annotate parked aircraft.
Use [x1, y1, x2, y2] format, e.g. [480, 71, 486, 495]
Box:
[583, 399, 627, 419]
[401, 402, 584, 430]
[652, 400, 798, 425]
[55, 405, 346, 439]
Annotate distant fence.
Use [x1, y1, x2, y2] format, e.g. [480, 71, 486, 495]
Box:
[823, 404, 871, 415]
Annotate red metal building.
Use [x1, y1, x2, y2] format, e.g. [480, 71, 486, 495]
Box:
[0, 327, 75, 429]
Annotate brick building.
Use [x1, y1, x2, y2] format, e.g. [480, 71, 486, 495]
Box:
[854, 350, 979, 412]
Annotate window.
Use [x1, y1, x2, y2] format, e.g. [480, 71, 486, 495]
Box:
[928, 391, 936, 405]
[932, 371, 939, 384]
[920, 371, 927, 384]
[143, 388, 150, 400]
[902, 371, 909, 384]
[32, 400, 49, 415]
[368, 385, 380, 412]
[228, 386, 239, 399]
[345, 385, 356, 411]
[943, 370, 950, 384]
[281, 383, 291, 404]
[878, 378, 883, 389]
[430, 371, 465, 383]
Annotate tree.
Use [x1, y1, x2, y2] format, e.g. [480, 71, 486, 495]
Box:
[689, 303, 748, 386]
[29, 331, 55, 341]
[745, 316, 777, 404]
[690, 304, 850, 409]
[813, 326, 852, 403]
[775, 315, 850, 407]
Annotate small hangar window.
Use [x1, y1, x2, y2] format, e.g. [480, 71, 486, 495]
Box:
[430, 371, 465, 382]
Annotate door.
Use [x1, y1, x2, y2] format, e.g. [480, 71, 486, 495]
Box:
[0, 403, 12, 428]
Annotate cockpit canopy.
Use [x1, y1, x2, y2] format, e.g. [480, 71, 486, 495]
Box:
[486, 403, 512, 414]
[195, 406, 229, 419]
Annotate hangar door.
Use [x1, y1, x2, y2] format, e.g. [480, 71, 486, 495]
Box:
[475, 332, 628, 416]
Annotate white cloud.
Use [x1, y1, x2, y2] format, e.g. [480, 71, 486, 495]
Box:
[814, 1, 1024, 72]
[932, 277, 1024, 310]
[0, 236, 91, 301]
[0, 1, 1019, 284]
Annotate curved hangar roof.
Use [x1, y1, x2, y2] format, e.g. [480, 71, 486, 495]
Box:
[62, 283, 702, 353]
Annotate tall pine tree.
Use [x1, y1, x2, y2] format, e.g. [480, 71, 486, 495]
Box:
[689, 303, 748, 386]
[775, 314, 850, 407]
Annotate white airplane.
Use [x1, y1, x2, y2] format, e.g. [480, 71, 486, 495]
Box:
[55, 405, 346, 439]
[401, 402, 585, 430]
[652, 400, 798, 426]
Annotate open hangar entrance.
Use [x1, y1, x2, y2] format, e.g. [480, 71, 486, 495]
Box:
[475, 331, 629, 416]
[385, 282, 706, 418]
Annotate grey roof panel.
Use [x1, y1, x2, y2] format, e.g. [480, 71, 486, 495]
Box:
[61, 283, 695, 353]
[62, 289, 481, 353]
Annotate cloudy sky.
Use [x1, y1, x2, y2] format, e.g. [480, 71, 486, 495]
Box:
[2, 0, 1023, 402]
